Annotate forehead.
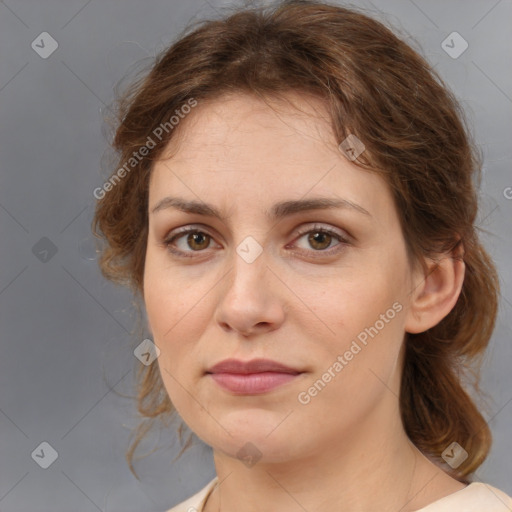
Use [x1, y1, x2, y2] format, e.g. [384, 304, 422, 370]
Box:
[148, 92, 395, 228]
[159, 92, 336, 162]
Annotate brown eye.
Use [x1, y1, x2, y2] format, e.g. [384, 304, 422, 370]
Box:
[307, 231, 333, 250]
[291, 224, 350, 257]
[163, 227, 219, 258]
[186, 231, 211, 251]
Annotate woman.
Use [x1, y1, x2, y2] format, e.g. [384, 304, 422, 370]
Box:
[93, 1, 512, 510]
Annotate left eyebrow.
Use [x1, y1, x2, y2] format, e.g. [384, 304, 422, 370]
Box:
[150, 196, 372, 221]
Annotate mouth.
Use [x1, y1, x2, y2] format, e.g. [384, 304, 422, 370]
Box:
[205, 358, 304, 395]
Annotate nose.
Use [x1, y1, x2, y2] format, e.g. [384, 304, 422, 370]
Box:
[214, 247, 286, 337]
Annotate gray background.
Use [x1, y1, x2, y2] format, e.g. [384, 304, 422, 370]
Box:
[0, 0, 511, 510]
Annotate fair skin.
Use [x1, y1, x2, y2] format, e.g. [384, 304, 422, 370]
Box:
[143, 92, 467, 512]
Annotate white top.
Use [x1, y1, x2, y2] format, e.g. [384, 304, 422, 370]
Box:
[166, 477, 512, 512]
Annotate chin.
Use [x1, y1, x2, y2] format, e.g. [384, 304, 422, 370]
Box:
[213, 436, 300, 466]
[197, 418, 305, 465]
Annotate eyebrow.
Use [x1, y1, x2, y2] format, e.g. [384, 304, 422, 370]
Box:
[150, 196, 371, 220]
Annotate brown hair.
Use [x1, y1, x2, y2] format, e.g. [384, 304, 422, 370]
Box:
[93, 0, 499, 480]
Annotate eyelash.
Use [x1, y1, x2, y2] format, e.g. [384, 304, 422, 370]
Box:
[162, 224, 350, 259]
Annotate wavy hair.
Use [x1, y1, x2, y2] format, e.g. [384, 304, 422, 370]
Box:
[93, 0, 499, 479]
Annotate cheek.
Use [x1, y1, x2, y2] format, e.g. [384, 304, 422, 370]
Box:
[295, 282, 406, 429]
[316, 267, 402, 335]
[143, 269, 210, 417]
[304, 260, 408, 387]
[143, 248, 210, 335]
[143, 262, 208, 371]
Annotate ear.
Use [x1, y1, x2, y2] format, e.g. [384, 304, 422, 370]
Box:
[404, 241, 465, 334]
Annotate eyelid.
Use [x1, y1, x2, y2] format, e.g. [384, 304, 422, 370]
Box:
[291, 222, 350, 243]
[162, 224, 220, 258]
[285, 223, 350, 257]
[162, 222, 351, 258]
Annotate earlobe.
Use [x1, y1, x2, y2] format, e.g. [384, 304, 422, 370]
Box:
[404, 242, 465, 334]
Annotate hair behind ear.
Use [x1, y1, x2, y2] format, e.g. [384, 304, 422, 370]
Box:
[400, 236, 499, 478]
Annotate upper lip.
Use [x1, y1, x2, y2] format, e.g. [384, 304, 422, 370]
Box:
[206, 358, 302, 375]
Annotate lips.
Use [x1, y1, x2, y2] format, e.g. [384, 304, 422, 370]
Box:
[206, 358, 303, 394]
[207, 358, 301, 375]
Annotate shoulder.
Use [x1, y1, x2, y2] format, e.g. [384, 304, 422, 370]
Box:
[165, 477, 218, 512]
[164, 479, 512, 512]
[417, 482, 512, 511]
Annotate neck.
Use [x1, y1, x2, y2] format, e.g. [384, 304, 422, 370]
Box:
[204, 402, 459, 512]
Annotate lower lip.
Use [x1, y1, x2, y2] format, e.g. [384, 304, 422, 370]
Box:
[208, 372, 301, 394]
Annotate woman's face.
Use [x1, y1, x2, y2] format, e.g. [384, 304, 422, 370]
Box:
[144, 92, 420, 463]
